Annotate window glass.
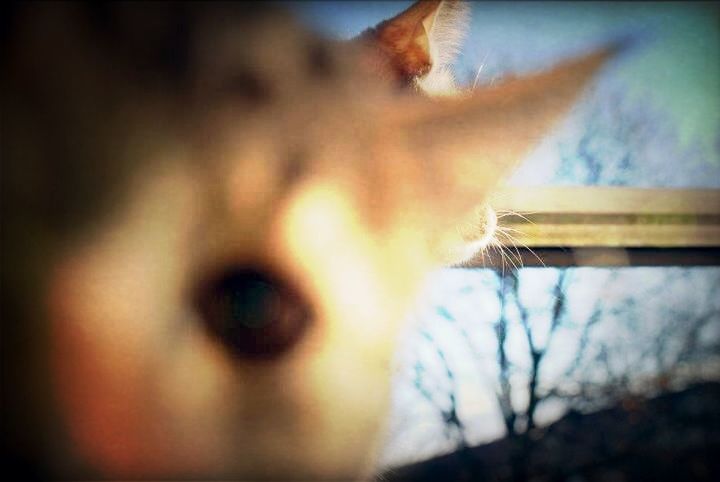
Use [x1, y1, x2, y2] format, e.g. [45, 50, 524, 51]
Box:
[294, 1, 720, 474]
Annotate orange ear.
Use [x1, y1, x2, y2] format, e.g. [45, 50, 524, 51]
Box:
[357, 0, 470, 87]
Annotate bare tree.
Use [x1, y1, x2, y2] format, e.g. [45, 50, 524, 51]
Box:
[412, 328, 467, 448]
[491, 269, 569, 437]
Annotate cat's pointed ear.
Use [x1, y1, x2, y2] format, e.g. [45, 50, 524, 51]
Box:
[387, 47, 615, 263]
[357, 0, 470, 86]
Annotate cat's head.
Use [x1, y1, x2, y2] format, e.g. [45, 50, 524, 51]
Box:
[1, 1, 612, 479]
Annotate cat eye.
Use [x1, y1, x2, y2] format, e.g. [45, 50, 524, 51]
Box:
[193, 265, 312, 360]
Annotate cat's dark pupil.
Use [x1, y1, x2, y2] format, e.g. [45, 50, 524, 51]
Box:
[227, 280, 274, 329]
[195, 267, 311, 360]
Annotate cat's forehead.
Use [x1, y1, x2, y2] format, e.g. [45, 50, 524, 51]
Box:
[195, 8, 330, 73]
[188, 9, 400, 177]
[190, 7, 392, 108]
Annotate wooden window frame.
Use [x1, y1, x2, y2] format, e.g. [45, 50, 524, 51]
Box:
[464, 187, 720, 268]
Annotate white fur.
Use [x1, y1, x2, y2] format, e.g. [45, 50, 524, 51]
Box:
[416, 0, 472, 96]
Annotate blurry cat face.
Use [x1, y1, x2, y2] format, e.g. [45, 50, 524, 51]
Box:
[1, 1, 611, 479]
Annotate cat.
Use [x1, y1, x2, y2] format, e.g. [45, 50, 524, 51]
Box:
[0, 1, 612, 479]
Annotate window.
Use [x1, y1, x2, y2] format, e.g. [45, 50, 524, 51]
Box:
[296, 2, 720, 479]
